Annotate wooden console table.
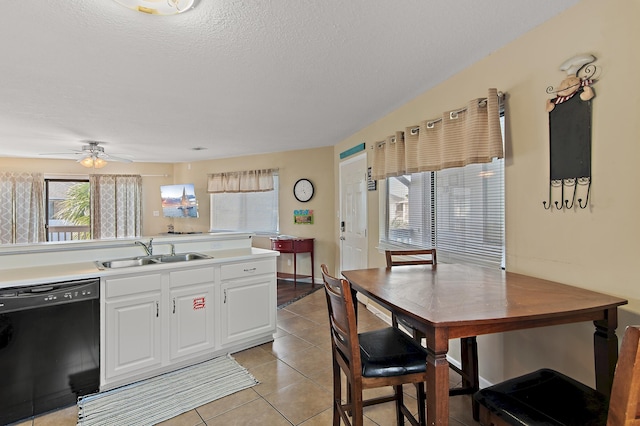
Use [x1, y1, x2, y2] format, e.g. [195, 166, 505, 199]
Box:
[270, 238, 314, 287]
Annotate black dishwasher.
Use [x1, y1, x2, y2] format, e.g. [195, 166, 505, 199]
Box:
[0, 278, 100, 425]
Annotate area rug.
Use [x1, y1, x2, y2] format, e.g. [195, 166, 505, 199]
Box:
[77, 354, 258, 426]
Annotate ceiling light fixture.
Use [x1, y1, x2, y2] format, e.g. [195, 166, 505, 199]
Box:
[80, 156, 108, 169]
[78, 142, 111, 168]
[113, 0, 195, 15]
[40, 141, 131, 167]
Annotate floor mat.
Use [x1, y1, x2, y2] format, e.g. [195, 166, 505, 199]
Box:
[77, 354, 257, 426]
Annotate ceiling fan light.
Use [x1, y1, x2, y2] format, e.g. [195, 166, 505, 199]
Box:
[112, 0, 195, 15]
[80, 156, 108, 169]
[94, 158, 108, 169]
[80, 157, 94, 168]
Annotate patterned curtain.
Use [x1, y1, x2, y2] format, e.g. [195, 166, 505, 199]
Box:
[371, 88, 504, 179]
[0, 172, 45, 244]
[90, 174, 142, 239]
[207, 169, 276, 193]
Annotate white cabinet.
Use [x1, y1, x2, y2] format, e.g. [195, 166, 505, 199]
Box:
[104, 273, 163, 381]
[169, 267, 215, 361]
[220, 259, 276, 346]
[103, 266, 216, 385]
[101, 255, 277, 390]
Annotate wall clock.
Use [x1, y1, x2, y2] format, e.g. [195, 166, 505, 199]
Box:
[293, 178, 314, 202]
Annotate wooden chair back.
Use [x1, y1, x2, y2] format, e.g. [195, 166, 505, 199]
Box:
[385, 247, 480, 419]
[320, 264, 428, 425]
[384, 248, 436, 338]
[320, 264, 361, 375]
[385, 249, 436, 267]
[607, 325, 640, 425]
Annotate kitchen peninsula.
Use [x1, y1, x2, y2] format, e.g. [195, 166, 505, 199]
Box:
[0, 232, 278, 423]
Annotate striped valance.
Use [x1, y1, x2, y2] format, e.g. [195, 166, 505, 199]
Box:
[371, 88, 504, 180]
[207, 169, 276, 193]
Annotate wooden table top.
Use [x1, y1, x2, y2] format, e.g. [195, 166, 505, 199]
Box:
[342, 264, 627, 331]
[343, 264, 628, 425]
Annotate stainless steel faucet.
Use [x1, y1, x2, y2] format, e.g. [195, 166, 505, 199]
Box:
[135, 238, 153, 255]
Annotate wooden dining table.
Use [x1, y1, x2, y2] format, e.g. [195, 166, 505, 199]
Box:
[342, 264, 628, 425]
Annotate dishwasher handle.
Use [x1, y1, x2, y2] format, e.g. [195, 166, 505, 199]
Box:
[0, 278, 99, 313]
[23, 286, 55, 294]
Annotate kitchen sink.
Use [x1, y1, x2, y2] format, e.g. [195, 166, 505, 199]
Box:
[156, 253, 211, 263]
[98, 257, 159, 269]
[96, 253, 212, 269]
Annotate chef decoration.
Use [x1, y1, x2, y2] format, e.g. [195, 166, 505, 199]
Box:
[543, 54, 598, 210]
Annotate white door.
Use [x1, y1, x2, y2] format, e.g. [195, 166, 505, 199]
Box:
[339, 153, 368, 272]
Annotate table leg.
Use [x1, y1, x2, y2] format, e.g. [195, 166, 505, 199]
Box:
[593, 307, 619, 397]
[426, 328, 450, 425]
[350, 286, 358, 320]
[293, 253, 297, 288]
[310, 248, 315, 287]
[460, 337, 480, 420]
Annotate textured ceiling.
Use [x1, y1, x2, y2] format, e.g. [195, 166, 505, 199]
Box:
[0, 0, 579, 163]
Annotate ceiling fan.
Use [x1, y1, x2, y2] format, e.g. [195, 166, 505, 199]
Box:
[40, 141, 133, 168]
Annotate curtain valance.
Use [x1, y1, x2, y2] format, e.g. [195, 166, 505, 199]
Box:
[371, 88, 504, 180]
[207, 169, 276, 193]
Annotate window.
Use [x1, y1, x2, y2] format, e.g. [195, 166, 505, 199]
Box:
[209, 174, 279, 234]
[384, 172, 435, 248]
[46, 179, 91, 241]
[381, 117, 505, 268]
[45, 175, 142, 241]
[435, 159, 504, 267]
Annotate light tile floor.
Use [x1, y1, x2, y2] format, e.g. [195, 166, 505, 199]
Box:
[21, 289, 481, 425]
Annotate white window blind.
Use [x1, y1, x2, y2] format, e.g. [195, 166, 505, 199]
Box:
[435, 158, 504, 267]
[209, 174, 279, 234]
[380, 117, 505, 268]
[381, 172, 435, 249]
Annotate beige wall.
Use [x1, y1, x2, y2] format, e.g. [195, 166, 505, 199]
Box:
[0, 157, 174, 236]
[173, 146, 336, 280]
[3, 0, 638, 387]
[333, 0, 640, 385]
[0, 147, 335, 280]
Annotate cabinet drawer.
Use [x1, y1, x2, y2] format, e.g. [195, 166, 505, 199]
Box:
[271, 239, 293, 251]
[105, 273, 162, 298]
[221, 260, 275, 280]
[169, 267, 214, 288]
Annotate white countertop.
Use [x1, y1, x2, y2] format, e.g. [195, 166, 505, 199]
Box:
[0, 247, 278, 289]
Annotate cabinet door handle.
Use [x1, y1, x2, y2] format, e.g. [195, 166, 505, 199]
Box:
[223, 289, 227, 304]
[173, 298, 176, 314]
[156, 301, 159, 318]
[243, 267, 257, 273]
